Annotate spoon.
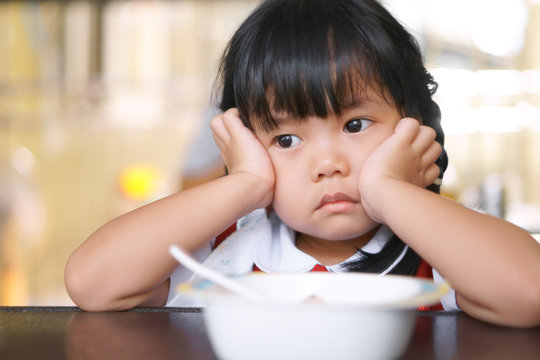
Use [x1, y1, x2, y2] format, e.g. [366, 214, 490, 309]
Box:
[168, 245, 263, 301]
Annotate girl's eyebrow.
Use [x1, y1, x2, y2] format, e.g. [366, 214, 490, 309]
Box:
[273, 114, 295, 124]
[268, 116, 297, 133]
[268, 111, 296, 125]
[342, 95, 382, 110]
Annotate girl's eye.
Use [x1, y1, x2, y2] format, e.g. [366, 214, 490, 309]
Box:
[276, 134, 302, 148]
[344, 118, 372, 133]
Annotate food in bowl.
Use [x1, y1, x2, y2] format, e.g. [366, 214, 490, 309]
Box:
[178, 272, 448, 360]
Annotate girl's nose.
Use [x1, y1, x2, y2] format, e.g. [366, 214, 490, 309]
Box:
[310, 146, 351, 181]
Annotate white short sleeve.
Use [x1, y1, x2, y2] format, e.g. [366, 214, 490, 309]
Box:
[433, 268, 461, 311]
[166, 243, 212, 307]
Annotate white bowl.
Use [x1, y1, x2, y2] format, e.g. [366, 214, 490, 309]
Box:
[179, 272, 448, 360]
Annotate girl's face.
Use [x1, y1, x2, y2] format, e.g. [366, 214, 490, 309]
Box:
[255, 88, 402, 242]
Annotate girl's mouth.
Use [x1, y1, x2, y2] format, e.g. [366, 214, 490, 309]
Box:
[317, 192, 358, 212]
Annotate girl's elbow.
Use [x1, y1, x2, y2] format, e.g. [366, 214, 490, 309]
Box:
[65, 260, 99, 311]
[65, 258, 162, 312]
[512, 281, 540, 327]
[495, 278, 540, 328]
[460, 278, 540, 328]
[64, 264, 92, 310]
[65, 275, 130, 312]
[65, 257, 118, 311]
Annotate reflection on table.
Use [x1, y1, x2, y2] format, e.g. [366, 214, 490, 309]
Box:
[0, 307, 539, 360]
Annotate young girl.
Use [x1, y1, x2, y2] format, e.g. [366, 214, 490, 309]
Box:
[65, 0, 540, 327]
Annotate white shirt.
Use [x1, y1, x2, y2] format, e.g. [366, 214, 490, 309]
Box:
[167, 209, 458, 310]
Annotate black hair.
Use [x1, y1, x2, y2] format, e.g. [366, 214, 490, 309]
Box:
[216, 0, 448, 276]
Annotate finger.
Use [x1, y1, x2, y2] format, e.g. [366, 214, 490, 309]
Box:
[411, 126, 437, 154]
[211, 131, 227, 152]
[420, 141, 442, 169]
[394, 118, 420, 144]
[222, 108, 249, 136]
[209, 122, 230, 166]
[225, 107, 241, 118]
[210, 113, 230, 144]
[423, 163, 441, 188]
[210, 113, 225, 134]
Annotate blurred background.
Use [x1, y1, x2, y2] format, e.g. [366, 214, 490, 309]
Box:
[0, 0, 539, 306]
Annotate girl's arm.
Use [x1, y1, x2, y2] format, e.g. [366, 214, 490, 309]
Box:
[360, 118, 540, 327]
[65, 109, 274, 311]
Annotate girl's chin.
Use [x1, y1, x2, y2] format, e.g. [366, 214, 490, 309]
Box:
[277, 209, 379, 241]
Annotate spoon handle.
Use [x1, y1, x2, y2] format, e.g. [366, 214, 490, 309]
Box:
[169, 245, 262, 300]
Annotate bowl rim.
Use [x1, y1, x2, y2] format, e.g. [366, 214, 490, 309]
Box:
[177, 272, 449, 309]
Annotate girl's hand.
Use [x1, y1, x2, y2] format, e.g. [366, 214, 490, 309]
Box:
[210, 108, 275, 208]
[359, 118, 442, 222]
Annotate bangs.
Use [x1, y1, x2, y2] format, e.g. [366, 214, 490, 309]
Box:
[220, 0, 389, 133]
[259, 33, 384, 132]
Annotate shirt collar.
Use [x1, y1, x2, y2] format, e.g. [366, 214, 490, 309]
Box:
[252, 212, 394, 273]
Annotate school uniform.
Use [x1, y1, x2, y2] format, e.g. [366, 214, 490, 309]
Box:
[167, 209, 458, 310]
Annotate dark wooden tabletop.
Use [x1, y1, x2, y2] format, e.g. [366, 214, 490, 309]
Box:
[1, 307, 539, 359]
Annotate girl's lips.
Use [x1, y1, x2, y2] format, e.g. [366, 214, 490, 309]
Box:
[317, 192, 358, 211]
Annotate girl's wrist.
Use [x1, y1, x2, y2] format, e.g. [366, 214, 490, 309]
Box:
[230, 171, 274, 212]
[359, 176, 400, 224]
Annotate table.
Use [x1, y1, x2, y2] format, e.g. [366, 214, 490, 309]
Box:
[1, 307, 539, 359]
